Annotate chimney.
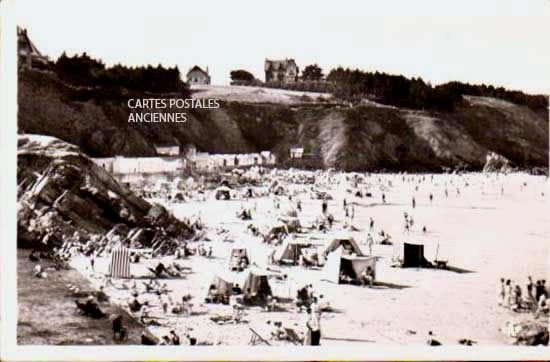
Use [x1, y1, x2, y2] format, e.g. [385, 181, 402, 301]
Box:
[206, 66, 209, 75]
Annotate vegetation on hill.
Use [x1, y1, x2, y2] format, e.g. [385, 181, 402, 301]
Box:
[302, 64, 324, 81]
[326, 67, 548, 114]
[230, 69, 256, 84]
[54, 52, 189, 96]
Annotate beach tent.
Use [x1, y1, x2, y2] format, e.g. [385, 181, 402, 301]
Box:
[402, 242, 431, 268]
[272, 239, 311, 265]
[230, 245, 250, 260]
[108, 246, 131, 278]
[321, 234, 363, 256]
[208, 271, 244, 297]
[229, 244, 251, 270]
[215, 186, 231, 200]
[243, 268, 273, 302]
[322, 246, 376, 284]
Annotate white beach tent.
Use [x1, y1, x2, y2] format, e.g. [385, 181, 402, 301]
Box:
[322, 246, 376, 284]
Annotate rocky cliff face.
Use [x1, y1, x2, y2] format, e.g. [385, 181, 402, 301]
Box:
[18, 69, 548, 172]
[17, 135, 194, 249]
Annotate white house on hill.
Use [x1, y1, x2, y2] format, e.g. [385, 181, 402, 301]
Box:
[289, 147, 304, 159]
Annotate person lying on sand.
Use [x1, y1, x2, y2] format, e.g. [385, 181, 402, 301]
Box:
[33, 265, 47, 279]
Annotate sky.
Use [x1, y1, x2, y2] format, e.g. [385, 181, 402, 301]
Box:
[15, 0, 550, 94]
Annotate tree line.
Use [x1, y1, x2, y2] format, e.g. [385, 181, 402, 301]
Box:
[54, 52, 188, 95]
[230, 65, 547, 113]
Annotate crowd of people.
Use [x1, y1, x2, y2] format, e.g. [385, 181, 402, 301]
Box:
[498, 276, 549, 316]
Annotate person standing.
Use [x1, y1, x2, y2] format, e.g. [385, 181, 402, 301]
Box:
[304, 307, 321, 346]
[367, 233, 374, 255]
[498, 278, 506, 306]
[527, 276, 535, 304]
[506, 280, 514, 307]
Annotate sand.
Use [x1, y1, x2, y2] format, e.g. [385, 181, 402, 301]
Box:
[70, 172, 549, 345]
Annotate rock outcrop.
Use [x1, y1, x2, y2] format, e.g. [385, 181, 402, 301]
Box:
[17, 135, 194, 249]
[482, 152, 512, 173]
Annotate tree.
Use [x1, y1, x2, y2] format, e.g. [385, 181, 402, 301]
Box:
[230, 69, 255, 83]
[302, 64, 324, 81]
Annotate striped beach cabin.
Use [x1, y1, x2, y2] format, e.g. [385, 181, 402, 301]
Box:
[108, 246, 131, 278]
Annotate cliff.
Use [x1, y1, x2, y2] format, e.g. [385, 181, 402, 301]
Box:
[18, 69, 548, 172]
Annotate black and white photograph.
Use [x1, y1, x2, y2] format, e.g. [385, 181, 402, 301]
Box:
[1, 0, 549, 360]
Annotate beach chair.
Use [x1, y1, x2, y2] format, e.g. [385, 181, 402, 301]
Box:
[284, 327, 304, 345]
[248, 327, 271, 345]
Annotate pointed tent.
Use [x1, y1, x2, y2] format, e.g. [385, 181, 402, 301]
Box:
[322, 234, 363, 256]
[208, 270, 244, 297]
[242, 268, 274, 303]
[272, 239, 311, 264]
[322, 246, 377, 284]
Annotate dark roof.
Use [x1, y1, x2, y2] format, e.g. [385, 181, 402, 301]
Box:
[17, 27, 44, 57]
[186, 65, 208, 77]
[265, 59, 297, 72]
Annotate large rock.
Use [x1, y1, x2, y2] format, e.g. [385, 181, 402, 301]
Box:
[482, 152, 512, 173]
[17, 134, 194, 249]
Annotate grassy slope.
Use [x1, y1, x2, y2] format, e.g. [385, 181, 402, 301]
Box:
[17, 249, 145, 345]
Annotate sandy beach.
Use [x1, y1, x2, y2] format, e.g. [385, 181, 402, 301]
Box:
[66, 171, 549, 346]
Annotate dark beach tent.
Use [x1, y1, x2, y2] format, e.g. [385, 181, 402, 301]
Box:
[243, 269, 273, 302]
[273, 239, 310, 264]
[402, 242, 431, 268]
[215, 186, 231, 200]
